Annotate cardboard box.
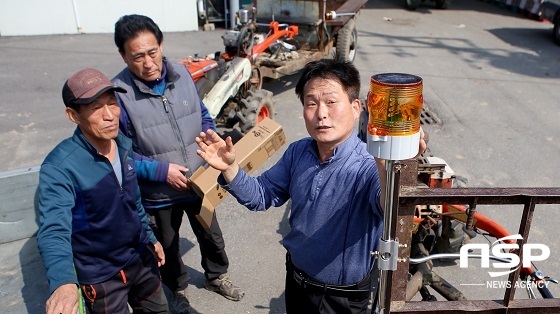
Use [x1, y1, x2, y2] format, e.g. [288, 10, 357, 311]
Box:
[190, 118, 286, 229]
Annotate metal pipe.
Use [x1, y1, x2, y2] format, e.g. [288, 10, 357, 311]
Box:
[405, 271, 423, 301]
[430, 270, 467, 301]
[382, 161, 399, 240]
[409, 253, 513, 264]
[406, 242, 432, 301]
[198, 0, 207, 20]
[70, 0, 82, 33]
[377, 160, 400, 314]
[407, 242, 467, 302]
[321, 0, 327, 50]
[229, 0, 239, 29]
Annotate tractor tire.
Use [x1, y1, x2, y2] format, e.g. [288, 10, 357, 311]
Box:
[405, 0, 418, 10]
[336, 18, 357, 63]
[358, 102, 368, 143]
[238, 89, 275, 134]
[554, 16, 560, 46]
[433, 217, 471, 257]
[435, 0, 449, 9]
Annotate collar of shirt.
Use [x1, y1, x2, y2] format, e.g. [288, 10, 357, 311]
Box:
[142, 62, 167, 95]
[307, 131, 362, 164]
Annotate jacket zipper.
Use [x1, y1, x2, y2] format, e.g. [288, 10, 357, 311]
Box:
[162, 95, 170, 113]
[161, 95, 189, 168]
[107, 144, 124, 193]
[81, 133, 125, 192]
[120, 149, 131, 193]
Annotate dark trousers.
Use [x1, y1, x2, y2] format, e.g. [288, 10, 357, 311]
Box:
[285, 255, 371, 314]
[81, 249, 168, 314]
[151, 198, 229, 291]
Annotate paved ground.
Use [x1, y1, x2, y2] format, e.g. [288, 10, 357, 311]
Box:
[1, 0, 559, 313]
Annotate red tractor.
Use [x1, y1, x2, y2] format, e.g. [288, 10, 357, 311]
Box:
[181, 0, 366, 136]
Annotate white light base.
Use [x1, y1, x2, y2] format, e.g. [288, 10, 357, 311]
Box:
[367, 131, 420, 160]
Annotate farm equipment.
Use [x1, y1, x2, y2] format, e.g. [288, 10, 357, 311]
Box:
[180, 0, 367, 136]
[248, 0, 366, 77]
[405, 156, 558, 302]
[181, 54, 274, 135]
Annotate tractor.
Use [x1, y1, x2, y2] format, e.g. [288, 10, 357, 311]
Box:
[182, 0, 368, 137]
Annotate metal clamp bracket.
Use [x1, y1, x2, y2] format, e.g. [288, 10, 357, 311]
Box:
[376, 238, 399, 271]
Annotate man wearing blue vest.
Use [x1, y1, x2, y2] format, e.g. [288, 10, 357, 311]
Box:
[112, 14, 244, 313]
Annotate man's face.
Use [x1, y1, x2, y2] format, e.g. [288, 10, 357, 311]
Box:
[66, 91, 121, 145]
[302, 77, 360, 150]
[120, 31, 163, 82]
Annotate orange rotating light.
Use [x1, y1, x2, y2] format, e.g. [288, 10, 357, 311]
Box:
[367, 73, 423, 160]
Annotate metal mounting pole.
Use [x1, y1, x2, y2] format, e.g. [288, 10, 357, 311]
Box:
[229, 0, 239, 29]
[376, 160, 401, 314]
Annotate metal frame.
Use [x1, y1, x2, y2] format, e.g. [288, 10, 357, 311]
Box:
[384, 159, 560, 313]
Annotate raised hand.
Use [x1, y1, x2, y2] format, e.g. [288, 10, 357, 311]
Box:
[196, 129, 236, 172]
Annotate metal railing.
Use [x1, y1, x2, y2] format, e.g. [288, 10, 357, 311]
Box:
[384, 159, 560, 313]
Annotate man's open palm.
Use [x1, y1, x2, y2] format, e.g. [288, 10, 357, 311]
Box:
[196, 130, 236, 171]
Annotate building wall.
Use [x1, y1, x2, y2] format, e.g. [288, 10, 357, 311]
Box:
[0, 0, 199, 36]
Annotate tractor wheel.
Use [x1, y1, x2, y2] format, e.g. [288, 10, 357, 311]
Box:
[336, 18, 357, 63]
[435, 0, 449, 9]
[358, 102, 368, 143]
[554, 16, 560, 46]
[238, 89, 275, 133]
[433, 217, 471, 257]
[405, 0, 418, 10]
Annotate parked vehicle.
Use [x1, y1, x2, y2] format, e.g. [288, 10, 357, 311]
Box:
[539, 0, 560, 45]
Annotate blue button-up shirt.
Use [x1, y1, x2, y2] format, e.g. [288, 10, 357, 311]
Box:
[220, 132, 383, 285]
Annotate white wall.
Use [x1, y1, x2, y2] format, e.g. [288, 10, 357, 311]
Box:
[0, 0, 199, 36]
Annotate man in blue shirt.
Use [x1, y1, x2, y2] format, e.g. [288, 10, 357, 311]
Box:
[195, 59, 426, 313]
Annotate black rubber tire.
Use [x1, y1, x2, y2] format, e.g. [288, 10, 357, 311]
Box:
[358, 103, 368, 143]
[433, 217, 470, 256]
[435, 0, 449, 9]
[554, 16, 560, 46]
[336, 18, 357, 63]
[405, 0, 418, 10]
[238, 89, 275, 134]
